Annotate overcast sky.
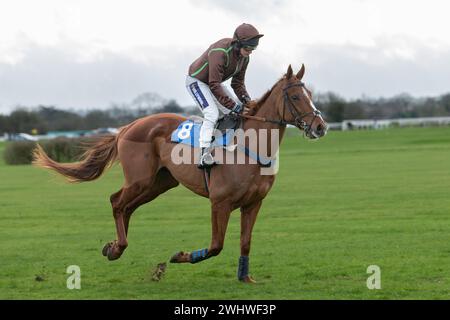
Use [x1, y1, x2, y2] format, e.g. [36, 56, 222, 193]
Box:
[1, 0, 450, 113]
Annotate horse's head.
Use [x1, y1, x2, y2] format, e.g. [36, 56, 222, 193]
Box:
[277, 64, 328, 139]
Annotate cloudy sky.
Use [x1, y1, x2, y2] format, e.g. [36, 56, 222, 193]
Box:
[1, 0, 449, 113]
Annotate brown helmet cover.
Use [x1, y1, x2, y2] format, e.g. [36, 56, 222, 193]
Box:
[233, 23, 264, 42]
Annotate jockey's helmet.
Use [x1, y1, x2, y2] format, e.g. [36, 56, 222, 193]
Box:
[233, 23, 264, 50]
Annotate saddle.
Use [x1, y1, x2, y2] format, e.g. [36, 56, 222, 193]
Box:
[215, 113, 242, 134]
[170, 114, 274, 167]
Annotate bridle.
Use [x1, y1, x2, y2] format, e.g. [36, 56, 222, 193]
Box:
[280, 81, 322, 134]
[240, 80, 322, 136]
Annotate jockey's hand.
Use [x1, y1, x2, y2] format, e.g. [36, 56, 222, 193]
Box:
[244, 100, 258, 116]
[230, 102, 243, 115]
[241, 95, 251, 106]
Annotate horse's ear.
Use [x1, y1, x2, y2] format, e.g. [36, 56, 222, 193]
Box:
[296, 63, 305, 80]
[286, 64, 293, 79]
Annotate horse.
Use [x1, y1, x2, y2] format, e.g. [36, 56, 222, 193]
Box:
[32, 64, 328, 283]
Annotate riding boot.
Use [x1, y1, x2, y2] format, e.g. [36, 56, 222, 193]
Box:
[198, 147, 216, 169]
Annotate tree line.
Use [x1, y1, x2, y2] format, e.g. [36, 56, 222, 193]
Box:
[315, 92, 450, 123]
[0, 93, 200, 135]
[1, 91, 450, 135]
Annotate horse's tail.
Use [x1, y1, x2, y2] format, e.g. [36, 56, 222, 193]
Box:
[32, 134, 119, 183]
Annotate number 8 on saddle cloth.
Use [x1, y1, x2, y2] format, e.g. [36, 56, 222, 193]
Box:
[170, 114, 240, 148]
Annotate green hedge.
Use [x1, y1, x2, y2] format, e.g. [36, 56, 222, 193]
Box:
[3, 138, 88, 165]
[3, 141, 36, 165]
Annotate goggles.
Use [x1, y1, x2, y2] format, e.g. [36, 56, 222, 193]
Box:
[240, 37, 260, 50]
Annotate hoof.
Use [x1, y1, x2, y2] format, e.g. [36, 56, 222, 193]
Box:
[107, 247, 120, 261]
[102, 242, 114, 257]
[170, 251, 190, 263]
[170, 251, 183, 263]
[102, 241, 120, 261]
[239, 275, 257, 284]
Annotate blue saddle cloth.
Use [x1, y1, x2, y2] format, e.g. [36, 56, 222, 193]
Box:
[170, 120, 275, 167]
[170, 120, 234, 148]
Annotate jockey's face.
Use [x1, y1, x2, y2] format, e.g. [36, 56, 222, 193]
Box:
[240, 47, 254, 57]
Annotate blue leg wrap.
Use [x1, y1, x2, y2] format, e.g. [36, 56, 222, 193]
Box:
[237, 256, 249, 280]
[190, 248, 209, 264]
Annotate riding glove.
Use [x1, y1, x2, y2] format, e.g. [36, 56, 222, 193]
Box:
[231, 102, 243, 114]
[241, 95, 251, 105]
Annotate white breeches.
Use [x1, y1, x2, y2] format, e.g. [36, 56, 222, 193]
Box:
[185, 75, 238, 148]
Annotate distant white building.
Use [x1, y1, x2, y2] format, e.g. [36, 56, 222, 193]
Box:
[1, 127, 120, 142]
[341, 117, 450, 131]
[3, 133, 38, 141]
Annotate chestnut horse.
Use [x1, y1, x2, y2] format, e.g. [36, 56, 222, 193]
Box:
[33, 64, 327, 283]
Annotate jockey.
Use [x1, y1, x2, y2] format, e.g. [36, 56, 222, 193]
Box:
[186, 23, 264, 168]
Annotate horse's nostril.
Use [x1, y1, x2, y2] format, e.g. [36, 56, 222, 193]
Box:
[317, 124, 323, 133]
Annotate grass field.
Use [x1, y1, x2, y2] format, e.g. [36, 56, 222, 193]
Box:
[1, 126, 450, 299]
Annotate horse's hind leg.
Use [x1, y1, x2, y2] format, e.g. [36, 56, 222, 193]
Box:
[102, 179, 151, 260]
[122, 168, 179, 234]
[103, 168, 179, 261]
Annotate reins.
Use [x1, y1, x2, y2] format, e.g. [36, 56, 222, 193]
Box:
[239, 81, 322, 135]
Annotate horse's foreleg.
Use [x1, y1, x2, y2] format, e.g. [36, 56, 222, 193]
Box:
[170, 201, 232, 264]
[238, 201, 262, 283]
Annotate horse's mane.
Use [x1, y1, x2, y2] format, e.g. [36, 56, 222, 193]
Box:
[247, 77, 284, 115]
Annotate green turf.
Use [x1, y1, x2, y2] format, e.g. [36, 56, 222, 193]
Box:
[1, 127, 450, 299]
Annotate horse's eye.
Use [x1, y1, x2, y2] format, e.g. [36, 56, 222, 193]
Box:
[291, 95, 300, 101]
